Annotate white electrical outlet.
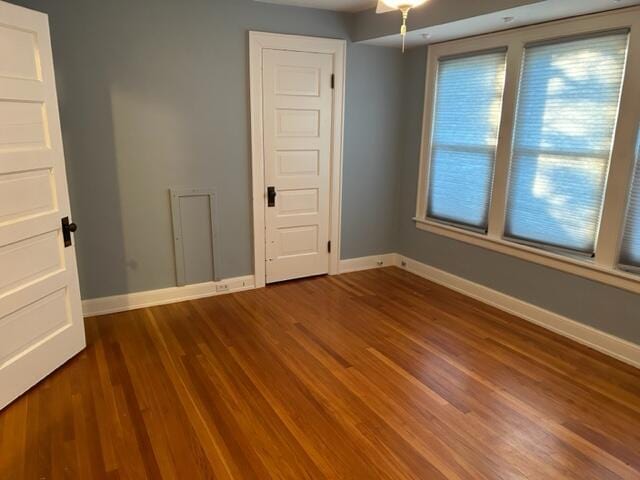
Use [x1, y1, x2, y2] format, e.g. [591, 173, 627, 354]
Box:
[216, 284, 230, 293]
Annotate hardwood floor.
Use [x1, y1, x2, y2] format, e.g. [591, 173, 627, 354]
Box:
[1, 267, 639, 479]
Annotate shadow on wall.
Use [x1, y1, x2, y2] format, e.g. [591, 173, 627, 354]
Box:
[58, 69, 129, 300]
[107, 88, 185, 294]
[12, 0, 400, 299]
[37, 0, 268, 298]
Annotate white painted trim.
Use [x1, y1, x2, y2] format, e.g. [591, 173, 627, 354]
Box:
[249, 31, 346, 288]
[82, 275, 255, 317]
[397, 254, 640, 369]
[596, 17, 640, 267]
[415, 218, 640, 294]
[83, 249, 640, 369]
[338, 253, 640, 369]
[339, 253, 399, 273]
[414, 7, 640, 294]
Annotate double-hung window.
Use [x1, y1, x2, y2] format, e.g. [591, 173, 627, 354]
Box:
[619, 131, 640, 271]
[505, 32, 628, 255]
[427, 51, 506, 230]
[416, 8, 640, 292]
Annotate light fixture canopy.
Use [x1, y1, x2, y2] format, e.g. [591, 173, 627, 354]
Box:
[380, 0, 428, 8]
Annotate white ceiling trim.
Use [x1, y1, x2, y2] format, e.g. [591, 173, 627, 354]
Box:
[253, 0, 377, 13]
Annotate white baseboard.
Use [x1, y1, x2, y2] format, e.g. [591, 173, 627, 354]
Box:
[395, 254, 640, 369]
[82, 275, 255, 317]
[339, 253, 399, 273]
[83, 253, 640, 369]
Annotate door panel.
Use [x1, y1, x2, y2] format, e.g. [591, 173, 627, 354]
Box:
[0, 24, 40, 81]
[0, 169, 54, 222]
[0, 1, 85, 410]
[277, 150, 319, 176]
[0, 230, 61, 295]
[263, 49, 333, 283]
[275, 109, 320, 137]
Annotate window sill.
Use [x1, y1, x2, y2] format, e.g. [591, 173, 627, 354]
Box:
[413, 217, 640, 294]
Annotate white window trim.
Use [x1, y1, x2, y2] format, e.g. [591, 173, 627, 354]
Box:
[415, 6, 640, 295]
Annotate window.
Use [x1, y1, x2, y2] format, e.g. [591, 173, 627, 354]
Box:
[620, 131, 640, 270]
[427, 50, 506, 230]
[505, 32, 628, 254]
[415, 7, 640, 293]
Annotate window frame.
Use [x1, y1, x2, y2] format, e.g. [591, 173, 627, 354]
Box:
[618, 128, 640, 272]
[425, 47, 508, 232]
[414, 6, 640, 294]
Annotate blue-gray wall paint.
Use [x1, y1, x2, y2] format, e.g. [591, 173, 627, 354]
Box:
[396, 46, 640, 344]
[9, 0, 403, 299]
[341, 46, 404, 259]
[7, 0, 639, 345]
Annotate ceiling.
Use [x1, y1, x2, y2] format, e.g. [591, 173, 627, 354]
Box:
[253, 0, 377, 12]
[365, 0, 640, 47]
[253, 0, 640, 47]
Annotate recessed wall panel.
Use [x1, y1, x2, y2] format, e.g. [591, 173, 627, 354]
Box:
[170, 188, 218, 286]
[178, 195, 214, 285]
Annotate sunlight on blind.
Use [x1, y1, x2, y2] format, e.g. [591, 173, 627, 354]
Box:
[427, 50, 506, 230]
[620, 131, 640, 270]
[505, 32, 628, 253]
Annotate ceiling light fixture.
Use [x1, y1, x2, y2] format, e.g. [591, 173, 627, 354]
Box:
[376, 0, 430, 52]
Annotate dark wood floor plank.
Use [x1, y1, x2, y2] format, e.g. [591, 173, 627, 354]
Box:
[1, 267, 639, 479]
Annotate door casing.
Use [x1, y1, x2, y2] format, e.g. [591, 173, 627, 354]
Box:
[249, 31, 346, 288]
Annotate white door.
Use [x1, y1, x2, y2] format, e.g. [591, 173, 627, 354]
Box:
[262, 49, 333, 283]
[0, 1, 85, 410]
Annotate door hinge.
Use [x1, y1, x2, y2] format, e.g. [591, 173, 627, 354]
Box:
[328, 240, 332, 253]
[331, 74, 335, 89]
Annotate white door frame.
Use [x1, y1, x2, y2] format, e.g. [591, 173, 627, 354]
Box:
[249, 31, 346, 288]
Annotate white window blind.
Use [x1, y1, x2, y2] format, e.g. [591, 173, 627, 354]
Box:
[620, 131, 640, 270]
[427, 50, 507, 230]
[505, 32, 628, 254]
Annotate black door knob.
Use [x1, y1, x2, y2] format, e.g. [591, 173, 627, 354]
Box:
[267, 186, 277, 207]
[61, 217, 77, 247]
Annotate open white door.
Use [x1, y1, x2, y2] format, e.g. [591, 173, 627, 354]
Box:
[0, 1, 85, 409]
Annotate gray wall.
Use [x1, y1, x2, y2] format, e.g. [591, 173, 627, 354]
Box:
[9, 0, 403, 299]
[396, 46, 640, 344]
[341, 46, 404, 259]
[7, 0, 638, 345]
